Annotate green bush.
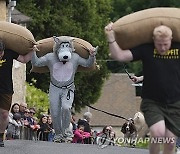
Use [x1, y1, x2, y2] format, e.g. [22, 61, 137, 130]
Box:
[26, 82, 49, 118]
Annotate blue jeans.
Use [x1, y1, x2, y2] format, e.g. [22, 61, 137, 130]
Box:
[48, 132, 55, 142]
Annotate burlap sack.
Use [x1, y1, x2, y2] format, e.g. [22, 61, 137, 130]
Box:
[0, 21, 36, 54]
[31, 36, 96, 73]
[112, 7, 180, 49]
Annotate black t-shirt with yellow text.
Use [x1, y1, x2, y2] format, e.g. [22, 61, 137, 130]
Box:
[131, 42, 180, 104]
[0, 49, 19, 94]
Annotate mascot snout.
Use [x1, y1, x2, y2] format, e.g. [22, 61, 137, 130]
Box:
[57, 48, 72, 64]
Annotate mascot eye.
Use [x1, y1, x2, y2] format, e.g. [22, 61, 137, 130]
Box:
[60, 43, 65, 48]
[66, 44, 70, 47]
[60, 43, 70, 48]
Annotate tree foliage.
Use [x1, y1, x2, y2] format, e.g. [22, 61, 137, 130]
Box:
[18, 0, 180, 112]
[26, 82, 49, 118]
[16, 0, 112, 112]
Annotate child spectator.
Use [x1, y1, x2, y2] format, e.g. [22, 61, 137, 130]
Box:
[77, 112, 92, 144]
[72, 125, 90, 144]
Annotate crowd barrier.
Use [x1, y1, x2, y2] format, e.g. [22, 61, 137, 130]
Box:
[20, 126, 38, 141]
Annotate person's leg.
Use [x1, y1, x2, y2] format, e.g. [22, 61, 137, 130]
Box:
[149, 120, 166, 154]
[61, 88, 74, 138]
[0, 108, 9, 147]
[49, 84, 62, 135]
[163, 128, 176, 154]
[0, 94, 12, 147]
[0, 109, 9, 133]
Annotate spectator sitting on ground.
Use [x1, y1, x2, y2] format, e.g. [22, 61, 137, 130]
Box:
[77, 112, 92, 144]
[72, 125, 90, 144]
[96, 125, 116, 146]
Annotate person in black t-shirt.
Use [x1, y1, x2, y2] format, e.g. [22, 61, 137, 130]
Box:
[0, 39, 33, 147]
[105, 23, 180, 154]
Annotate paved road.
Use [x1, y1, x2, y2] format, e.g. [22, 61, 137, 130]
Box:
[0, 140, 149, 154]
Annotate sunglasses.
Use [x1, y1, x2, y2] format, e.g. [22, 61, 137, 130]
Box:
[30, 112, 35, 114]
[21, 106, 27, 108]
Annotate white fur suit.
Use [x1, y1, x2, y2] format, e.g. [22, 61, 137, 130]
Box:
[31, 36, 96, 142]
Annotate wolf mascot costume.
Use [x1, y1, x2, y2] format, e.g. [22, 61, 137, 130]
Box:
[31, 36, 97, 142]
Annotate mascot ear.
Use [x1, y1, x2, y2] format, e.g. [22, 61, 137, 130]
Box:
[70, 38, 76, 52]
[53, 36, 60, 43]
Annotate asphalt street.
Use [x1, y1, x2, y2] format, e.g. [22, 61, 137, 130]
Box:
[0, 140, 149, 154]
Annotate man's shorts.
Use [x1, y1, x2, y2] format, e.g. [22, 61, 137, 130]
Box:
[140, 99, 180, 137]
[0, 93, 12, 111]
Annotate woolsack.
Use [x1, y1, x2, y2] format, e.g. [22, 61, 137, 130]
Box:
[112, 7, 180, 49]
[0, 21, 36, 54]
[31, 36, 96, 73]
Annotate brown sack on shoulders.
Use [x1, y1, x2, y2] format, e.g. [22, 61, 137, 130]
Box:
[112, 7, 180, 49]
[31, 36, 96, 73]
[0, 21, 36, 54]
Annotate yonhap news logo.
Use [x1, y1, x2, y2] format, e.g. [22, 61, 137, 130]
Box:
[116, 137, 175, 145]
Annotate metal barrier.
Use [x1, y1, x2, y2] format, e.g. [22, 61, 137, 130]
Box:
[5, 125, 38, 141]
[20, 126, 38, 140]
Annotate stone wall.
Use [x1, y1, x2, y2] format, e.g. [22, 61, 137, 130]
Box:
[12, 61, 26, 104]
[0, 1, 6, 20]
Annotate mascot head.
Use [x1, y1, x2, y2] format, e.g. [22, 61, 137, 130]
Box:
[53, 36, 75, 64]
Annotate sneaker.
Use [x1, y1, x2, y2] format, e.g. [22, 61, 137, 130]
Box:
[0, 140, 4, 147]
[53, 134, 64, 143]
[64, 136, 73, 143]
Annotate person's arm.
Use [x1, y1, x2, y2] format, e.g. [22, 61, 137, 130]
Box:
[16, 51, 33, 63]
[31, 50, 49, 67]
[104, 22, 133, 62]
[76, 46, 98, 67]
[131, 75, 144, 83]
[74, 130, 84, 140]
[83, 132, 91, 138]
